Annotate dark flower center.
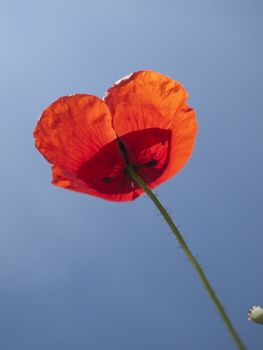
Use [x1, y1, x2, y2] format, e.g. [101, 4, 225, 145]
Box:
[103, 159, 158, 183]
[76, 128, 171, 194]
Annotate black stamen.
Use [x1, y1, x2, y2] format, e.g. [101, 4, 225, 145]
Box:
[145, 159, 158, 167]
[135, 159, 158, 169]
[117, 138, 130, 164]
[103, 177, 112, 183]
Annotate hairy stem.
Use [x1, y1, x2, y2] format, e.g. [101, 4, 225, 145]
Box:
[127, 166, 246, 350]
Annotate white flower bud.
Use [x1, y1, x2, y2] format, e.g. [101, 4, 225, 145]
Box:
[248, 306, 263, 324]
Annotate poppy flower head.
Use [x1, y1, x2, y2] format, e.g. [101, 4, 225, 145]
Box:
[34, 70, 197, 201]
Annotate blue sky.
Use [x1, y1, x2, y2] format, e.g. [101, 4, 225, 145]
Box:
[1, 0, 263, 349]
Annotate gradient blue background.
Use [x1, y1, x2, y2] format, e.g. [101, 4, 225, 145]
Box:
[1, 0, 262, 349]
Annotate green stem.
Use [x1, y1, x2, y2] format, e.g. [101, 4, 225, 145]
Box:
[127, 165, 246, 350]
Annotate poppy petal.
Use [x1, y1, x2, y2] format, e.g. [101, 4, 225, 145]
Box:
[52, 165, 142, 201]
[34, 94, 117, 173]
[104, 70, 197, 188]
[52, 165, 94, 194]
[35, 94, 148, 201]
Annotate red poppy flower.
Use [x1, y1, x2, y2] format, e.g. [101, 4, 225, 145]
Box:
[34, 70, 197, 201]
